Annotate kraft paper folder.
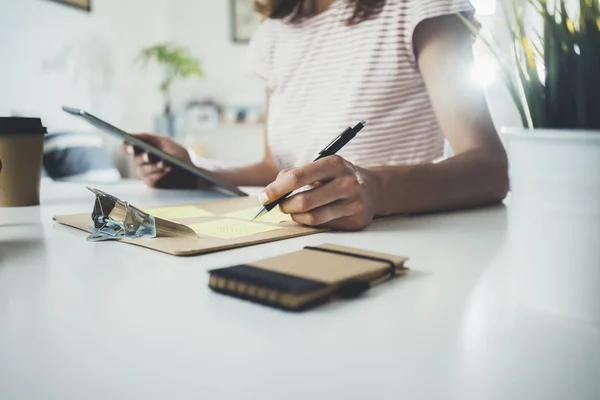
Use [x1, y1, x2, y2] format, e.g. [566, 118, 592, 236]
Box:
[53, 189, 326, 256]
[208, 243, 409, 311]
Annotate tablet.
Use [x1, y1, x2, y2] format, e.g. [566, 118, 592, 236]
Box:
[62, 106, 247, 197]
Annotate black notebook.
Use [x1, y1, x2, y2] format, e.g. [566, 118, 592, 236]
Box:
[208, 243, 409, 311]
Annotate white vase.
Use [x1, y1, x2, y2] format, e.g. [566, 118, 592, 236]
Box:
[502, 127, 600, 323]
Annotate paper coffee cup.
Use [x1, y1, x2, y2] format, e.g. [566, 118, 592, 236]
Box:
[0, 117, 47, 207]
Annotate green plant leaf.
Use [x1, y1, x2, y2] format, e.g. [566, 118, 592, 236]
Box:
[461, 0, 600, 130]
[136, 43, 205, 98]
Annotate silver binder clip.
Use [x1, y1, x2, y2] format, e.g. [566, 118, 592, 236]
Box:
[86, 187, 156, 242]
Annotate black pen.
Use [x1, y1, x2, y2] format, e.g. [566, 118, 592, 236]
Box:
[252, 120, 366, 221]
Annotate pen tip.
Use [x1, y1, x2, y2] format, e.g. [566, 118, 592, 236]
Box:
[252, 207, 268, 222]
[360, 120, 367, 126]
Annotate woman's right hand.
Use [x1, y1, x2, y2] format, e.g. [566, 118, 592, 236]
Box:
[122, 133, 201, 189]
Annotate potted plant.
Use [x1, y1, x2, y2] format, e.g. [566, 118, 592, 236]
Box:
[136, 43, 205, 137]
[461, 0, 600, 321]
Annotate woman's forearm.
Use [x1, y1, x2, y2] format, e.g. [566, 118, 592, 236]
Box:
[371, 148, 509, 216]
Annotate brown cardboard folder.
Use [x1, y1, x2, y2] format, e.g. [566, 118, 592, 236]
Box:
[53, 193, 325, 256]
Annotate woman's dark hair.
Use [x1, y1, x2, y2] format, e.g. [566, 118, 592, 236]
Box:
[254, 0, 385, 25]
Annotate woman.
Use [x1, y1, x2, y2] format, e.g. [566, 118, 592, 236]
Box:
[126, 0, 508, 230]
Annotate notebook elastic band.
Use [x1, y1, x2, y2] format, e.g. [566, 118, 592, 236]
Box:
[303, 246, 397, 277]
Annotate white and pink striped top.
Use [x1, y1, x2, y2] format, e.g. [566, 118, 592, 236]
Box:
[245, 0, 477, 170]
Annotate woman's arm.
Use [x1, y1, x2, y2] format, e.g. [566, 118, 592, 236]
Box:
[372, 14, 508, 216]
[128, 90, 279, 189]
[256, 14, 508, 230]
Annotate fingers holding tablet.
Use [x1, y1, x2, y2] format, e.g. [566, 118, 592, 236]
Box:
[123, 133, 198, 189]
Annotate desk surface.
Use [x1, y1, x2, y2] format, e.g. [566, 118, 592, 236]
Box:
[1, 180, 599, 400]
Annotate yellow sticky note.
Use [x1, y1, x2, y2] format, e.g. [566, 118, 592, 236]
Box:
[144, 205, 213, 220]
[222, 207, 293, 224]
[188, 219, 282, 239]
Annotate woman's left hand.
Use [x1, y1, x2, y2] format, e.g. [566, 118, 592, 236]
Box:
[257, 155, 382, 230]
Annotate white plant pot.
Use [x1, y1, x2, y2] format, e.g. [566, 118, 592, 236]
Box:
[502, 127, 600, 322]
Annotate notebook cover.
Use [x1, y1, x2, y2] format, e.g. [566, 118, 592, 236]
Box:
[208, 244, 409, 311]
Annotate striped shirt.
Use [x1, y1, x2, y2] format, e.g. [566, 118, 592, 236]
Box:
[245, 0, 477, 169]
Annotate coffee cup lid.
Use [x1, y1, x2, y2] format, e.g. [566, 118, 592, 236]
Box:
[0, 117, 47, 135]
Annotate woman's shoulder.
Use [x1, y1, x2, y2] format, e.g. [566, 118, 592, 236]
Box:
[250, 18, 286, 42]
[248, 19, 280, 50]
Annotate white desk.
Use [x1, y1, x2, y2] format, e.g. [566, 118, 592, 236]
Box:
[1, 180, 599, 400]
